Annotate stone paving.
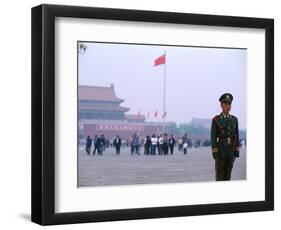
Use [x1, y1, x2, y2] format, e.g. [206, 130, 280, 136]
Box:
[78, 146, 246, 187]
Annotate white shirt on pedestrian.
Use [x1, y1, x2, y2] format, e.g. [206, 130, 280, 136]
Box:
[151, 137, 157, 145]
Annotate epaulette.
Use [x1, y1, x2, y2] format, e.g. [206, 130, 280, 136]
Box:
[230, 114, 237, 120]
[213, 115, 225, 132]
[212, 115, 221, 122]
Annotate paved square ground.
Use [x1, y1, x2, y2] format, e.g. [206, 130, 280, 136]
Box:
[78, 146, 246, 187]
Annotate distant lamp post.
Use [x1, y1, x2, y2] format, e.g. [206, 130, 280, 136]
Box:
[78, 43, 87, 55]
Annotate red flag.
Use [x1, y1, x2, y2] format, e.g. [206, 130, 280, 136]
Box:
[162, 111, 167, 118]
[154, 54, 166, 66]
[154, 111, 158, 117]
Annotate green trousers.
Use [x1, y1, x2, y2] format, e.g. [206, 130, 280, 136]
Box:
[215, 157, 235, 181]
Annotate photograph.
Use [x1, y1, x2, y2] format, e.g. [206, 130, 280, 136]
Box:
[30, 4, 274, 225]
[77, 41, 247, 187]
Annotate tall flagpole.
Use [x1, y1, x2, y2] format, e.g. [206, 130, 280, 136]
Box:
[163, 50, 166, 134]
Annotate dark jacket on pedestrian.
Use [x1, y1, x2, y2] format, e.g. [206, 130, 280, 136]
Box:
[114, 137, 122, 147]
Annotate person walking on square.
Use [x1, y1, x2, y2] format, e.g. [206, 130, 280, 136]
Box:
[178, 137, 183, 151]
[137, 134, 141, 155]
[96, 135, 104, 155]
[183, 141, 188, 155]
[158, 134, 164, 155]
[144, 136, 151, 155]
[85, 136, 92, 155]
[92, 135, 98, 155]
[113, 135, 122, 155]
[131, 133, 139, 155]
[169, 134, 176, 154]
[151, 134, 157, 155]
[144, 135, 152, 155]
[156, 135, 160, 155]
[163, 133, 169, 155]
[211, 93, 240, 181]
[100, 134, 106, 152]
[129, 135, 134, 155]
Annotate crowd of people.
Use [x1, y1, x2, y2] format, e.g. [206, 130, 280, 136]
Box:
[84, 133, 203, 156]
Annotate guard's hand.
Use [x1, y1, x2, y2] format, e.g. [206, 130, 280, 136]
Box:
[213, 155, 219, 161]
[233, 156, 236, 161]
[212, 152, 218, 160]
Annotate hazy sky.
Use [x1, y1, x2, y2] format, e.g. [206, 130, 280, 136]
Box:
[78, 42, 247, 129]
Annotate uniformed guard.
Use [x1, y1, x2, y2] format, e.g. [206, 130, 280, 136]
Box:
[211, 93, 240, 181]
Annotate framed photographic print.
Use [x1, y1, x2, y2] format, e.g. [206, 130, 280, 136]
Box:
[31, 4, 274, 225]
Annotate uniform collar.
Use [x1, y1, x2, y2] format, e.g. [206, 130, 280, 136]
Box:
[221, 112, 230, 118]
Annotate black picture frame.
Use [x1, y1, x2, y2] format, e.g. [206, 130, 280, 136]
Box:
[31, 4, 274, 226]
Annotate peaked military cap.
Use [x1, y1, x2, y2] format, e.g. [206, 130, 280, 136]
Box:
[219, 93, 233, 104]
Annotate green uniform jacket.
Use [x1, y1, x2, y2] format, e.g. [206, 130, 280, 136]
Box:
[211, 113, 240, 159]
